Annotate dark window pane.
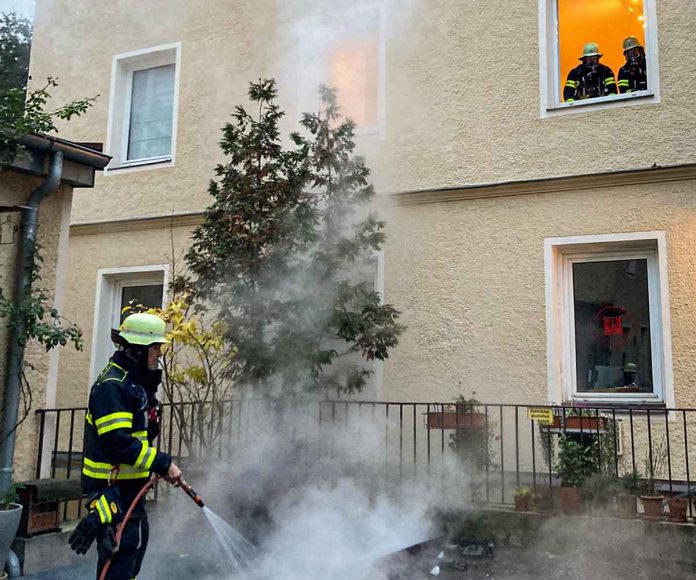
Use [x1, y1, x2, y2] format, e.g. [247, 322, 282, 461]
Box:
[120, 284, 164, 323]
[572, 259, 653, 394]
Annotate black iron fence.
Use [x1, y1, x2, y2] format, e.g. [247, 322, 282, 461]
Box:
[34, 400, 696, 522]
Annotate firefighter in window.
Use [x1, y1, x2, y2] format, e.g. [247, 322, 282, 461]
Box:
[564, 42, 617, 103]
[618, 36, 647, 94]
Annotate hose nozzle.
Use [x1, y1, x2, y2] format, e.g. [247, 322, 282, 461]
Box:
[179, 479, 205, 508]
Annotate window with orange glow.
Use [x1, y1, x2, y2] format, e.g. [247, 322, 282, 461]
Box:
[329, 37, 379, 129]
[556, 0, 650, 104]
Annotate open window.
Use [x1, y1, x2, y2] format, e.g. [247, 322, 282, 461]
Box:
[545, 233, 673, 405]
[540, 0, 659, 114]
[288, 3, 384, 136]
[329, 34, 380, 131]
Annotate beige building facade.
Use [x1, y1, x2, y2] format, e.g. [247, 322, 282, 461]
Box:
[0, 136, 108, 481]
[26, 0, 696, 415]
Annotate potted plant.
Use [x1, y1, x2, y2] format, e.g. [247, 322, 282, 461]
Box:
[556, 436, 596, 515]
[426, 393, 487, 430]
[667, 495, 688, 524]
[0, 482, 23, 577]
[548, 408, 608, 434]
[513, 486, 533, 512]
[640, 440, 666, 520]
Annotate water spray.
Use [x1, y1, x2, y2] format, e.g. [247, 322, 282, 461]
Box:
[179, 478, 206, 508]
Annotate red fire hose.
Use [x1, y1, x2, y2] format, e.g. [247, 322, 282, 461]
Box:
[98, 476, 205, 580]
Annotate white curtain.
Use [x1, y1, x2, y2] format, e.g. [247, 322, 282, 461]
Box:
[127, 64, 175, 161]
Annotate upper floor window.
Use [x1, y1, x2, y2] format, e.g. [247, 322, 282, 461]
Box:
[127, 65, 175, 162]
[106, 43, 181, 172]
[289, 3, 383, 136]
[540, 0, 659, 115]
[329, 34, 380, 131]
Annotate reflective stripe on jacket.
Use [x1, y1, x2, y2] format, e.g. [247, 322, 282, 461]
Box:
[563, 63, 617, 102]
[82, 353, 171, 492]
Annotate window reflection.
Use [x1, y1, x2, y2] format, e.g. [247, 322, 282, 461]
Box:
[572, 259, 653, 394]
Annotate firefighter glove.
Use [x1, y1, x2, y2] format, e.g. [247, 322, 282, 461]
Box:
[68, 488, 123, 555]
[68, 510, 101, 555]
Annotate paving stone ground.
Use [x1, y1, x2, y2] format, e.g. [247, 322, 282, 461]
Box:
[18, 495, 695, 579]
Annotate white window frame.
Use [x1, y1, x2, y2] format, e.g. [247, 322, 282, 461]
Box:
[105, 43, 182, 173]
[89, 265, 169, 386]
[538, 0, 660, 117]
[544, 232, 674, 405]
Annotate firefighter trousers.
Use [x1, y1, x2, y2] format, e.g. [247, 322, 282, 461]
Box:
[96, 514, 149, 580]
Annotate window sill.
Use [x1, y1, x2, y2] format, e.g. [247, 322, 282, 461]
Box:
[105, 157, 173, 174]
[567, 399, 666, 412]
[542, 91, 657, 118]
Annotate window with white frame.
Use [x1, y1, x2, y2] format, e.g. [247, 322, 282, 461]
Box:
[539, 0, 659, 114]
[106, 43, 181, 170]
[90, 266, 168, 384]
[545, 233, 673, 405]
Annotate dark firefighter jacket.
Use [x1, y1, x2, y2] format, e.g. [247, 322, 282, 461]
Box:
[564, 63, 617, 102]
[618, 60, 647, 93]
[82, 350, 171, 497]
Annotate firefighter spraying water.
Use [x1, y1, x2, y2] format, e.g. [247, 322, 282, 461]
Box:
[68, 312, 253, 579]
[68, 312, 184, 579]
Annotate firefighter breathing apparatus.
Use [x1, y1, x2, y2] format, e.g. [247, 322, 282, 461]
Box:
[98, 475, 205, 580]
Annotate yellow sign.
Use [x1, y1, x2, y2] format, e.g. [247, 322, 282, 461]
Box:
[527, 408, 554, 425]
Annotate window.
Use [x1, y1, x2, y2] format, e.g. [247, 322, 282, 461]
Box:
[539, 0, 659, 114]
[127, 65, 175, 162]
[106, 43, 181, 171]
[290, 4, 384, 135]
[90, 266, 168, 384]
[116, 282, 164, 325]
[544, 233, 673, 405]
[329, 36, 379, 130]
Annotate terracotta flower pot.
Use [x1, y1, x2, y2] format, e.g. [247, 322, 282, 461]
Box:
[616, 494, 636, 519]
[640, 495, 664, 520]
[549, 416, 607, 434]
[426, 411, 486, 430]
[668, 498, 688, 523]
[560, 487, 584, 515]
[514, 494, 531, 512]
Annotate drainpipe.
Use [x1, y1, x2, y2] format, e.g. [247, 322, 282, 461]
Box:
[5, 548, 20, 578]
[0, 150, 63, 494]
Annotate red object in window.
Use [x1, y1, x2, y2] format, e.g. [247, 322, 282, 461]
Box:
[603, 315, 623, 336]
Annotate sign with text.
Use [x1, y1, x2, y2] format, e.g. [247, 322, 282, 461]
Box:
[527, 408, 554, 425]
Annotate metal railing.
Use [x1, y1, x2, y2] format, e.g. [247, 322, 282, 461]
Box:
[34, 400, 696, 522]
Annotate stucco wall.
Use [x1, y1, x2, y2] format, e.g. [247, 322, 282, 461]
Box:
[381, 178, 696, 406]
[29, 0, 696, 225]
[0, 172, 72, 481]
[27, 1, 696, 411]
